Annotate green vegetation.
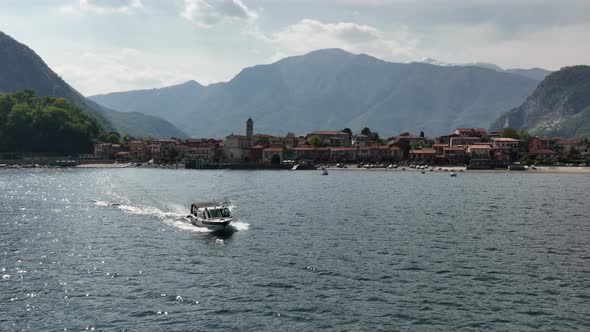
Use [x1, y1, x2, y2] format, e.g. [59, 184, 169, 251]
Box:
[0, 90, 101, 153]
[308, 135, 322, 147]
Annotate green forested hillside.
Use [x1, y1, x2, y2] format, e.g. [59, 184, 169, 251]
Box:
[0, 90, 100, 153]
[0, 31, 186, 138]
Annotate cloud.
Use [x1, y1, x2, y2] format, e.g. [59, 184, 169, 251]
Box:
[268, 19, 417, 61]
[181, 0, 258, 27]
[52, 47, 196, 95]
[60, 0, 142, 15]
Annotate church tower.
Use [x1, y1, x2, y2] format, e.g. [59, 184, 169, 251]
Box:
[246, 116, 253, 140]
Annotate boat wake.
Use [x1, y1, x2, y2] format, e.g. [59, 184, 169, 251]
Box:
[92, 200, 249, 233]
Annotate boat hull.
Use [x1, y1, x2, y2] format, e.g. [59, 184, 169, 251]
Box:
[189, 216, 232, 232]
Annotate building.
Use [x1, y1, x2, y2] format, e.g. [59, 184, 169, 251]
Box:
[262, 147, 284, 164]
[94, 143, 122, 160]
[443, 146, 467, 164]
[223, 117, 254, 162]
[129, 141, 150, 161]
[293, 146, 330, 162]
[450, 136, 482, 147]
[409, 148, 436, 164]
[306, 131, 351, 147]
[352, 134, 368, 147]
[454, 128, 487, 137]
[491, 137, 520, 149]
[528, 137, 556, 161]
[467, 145, 492, 160]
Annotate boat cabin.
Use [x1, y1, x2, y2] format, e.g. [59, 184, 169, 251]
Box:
[191, 202, 231, 220]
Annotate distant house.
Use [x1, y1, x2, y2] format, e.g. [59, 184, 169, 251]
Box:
[491, 137, 520, 149]
[94, 143, 122, 160]
[450, 136, 482, 147]
[443, 146, 466, 164]
[409, 148, 436, 164]
[330, 147, 358, 162]
[306, 131, 351, 147]
[528, 137, 556, 160]
[129, 141, 150, 161]
[454, 128, 487, 137]
[467, 145, 492, 160]
[352, 134, 368, 147]
[293, 146, 330, 162]
[553, 139, 589, 156]
[262, 147, 284, 164]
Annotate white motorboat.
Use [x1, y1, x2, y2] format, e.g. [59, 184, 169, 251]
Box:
[188, 201, 233, 232]
[450, 171, 458, 177]
[321, 167, 328, 175]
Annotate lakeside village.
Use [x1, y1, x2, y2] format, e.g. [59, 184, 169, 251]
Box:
[90, 117, 590, 170]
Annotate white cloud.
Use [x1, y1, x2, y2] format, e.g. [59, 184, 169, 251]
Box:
[52, 47, 196, 95]
[181, 0, 258, 27]
[268, 19, 417, 61]
[59, 0, 142, 15]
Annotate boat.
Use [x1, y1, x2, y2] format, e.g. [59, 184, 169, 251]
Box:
[290, 164, 299, 171]
[188, 200, 233, 232]
[450, 171, 458, 177]
[321, 167, 328, 175]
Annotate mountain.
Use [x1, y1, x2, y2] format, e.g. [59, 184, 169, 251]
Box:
[90, 48, 541, 138]
[491, 66, 590, 138]
[410, 57, 552, 80]
[0, 31, 186, 138]
[90, 80, 205, 127]
[505, 68, 553, 81]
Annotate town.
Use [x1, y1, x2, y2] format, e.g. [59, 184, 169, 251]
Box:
[92, 117, 590, 169]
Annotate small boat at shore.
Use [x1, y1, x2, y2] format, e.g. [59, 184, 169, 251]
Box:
[188, 200, 233, 232]
[450, 171, 458, 177]
[321, 167, 328, 175]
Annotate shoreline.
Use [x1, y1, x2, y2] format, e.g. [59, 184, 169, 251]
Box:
[72, 163, 590, 174]
[1, 163, 588, 174]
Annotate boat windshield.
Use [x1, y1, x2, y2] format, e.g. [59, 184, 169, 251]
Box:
[207, 208, 230, 219]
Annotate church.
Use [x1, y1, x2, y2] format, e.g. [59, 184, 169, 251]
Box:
[223, 117, 254, 162]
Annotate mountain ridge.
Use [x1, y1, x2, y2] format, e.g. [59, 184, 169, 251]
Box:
[491, 65, 590, 138]
[0, 31, 186, 138]
[90, 48, 540, 138]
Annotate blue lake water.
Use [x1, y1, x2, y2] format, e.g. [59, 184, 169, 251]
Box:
[1, 168, 589, 331]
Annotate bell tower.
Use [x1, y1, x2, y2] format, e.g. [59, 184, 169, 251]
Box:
[246, 116, 253, 140]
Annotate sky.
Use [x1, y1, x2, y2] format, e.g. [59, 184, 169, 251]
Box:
[1, 0, 589, 95]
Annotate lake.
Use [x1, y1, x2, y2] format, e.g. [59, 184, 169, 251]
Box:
[1, 168, 589, 331]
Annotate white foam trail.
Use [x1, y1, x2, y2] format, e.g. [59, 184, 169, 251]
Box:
[95, 198, 248, 234]
[230, 221, 250, 231]
[163, 218, 212, 233]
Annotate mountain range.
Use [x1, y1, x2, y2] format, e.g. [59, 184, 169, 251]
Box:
[410, 57, 552, 81]
[491, 65, 590, 138]
[0, 31, 186, 138]
[90, 49, 541, 138]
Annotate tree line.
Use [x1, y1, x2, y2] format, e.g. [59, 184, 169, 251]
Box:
[0, 90, 102, 153]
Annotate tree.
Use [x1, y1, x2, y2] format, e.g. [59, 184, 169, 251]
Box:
[500, 127, 520, 139]
[258, 137, 271, 148]
[368, 131, 380, 142]
[361, 127, 372, 135]
[308, 136, 322, 147]
[420, 131, 425, 138]
[342, 128, 352, 135]
[410, 140, 425, 150]
[286, 132, 296, 137]
[270, 154, 281, 164]
[0, 90, 101, 153]
[106, 132, 121, 144]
